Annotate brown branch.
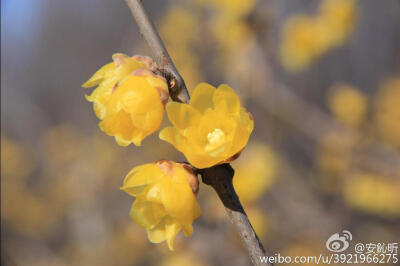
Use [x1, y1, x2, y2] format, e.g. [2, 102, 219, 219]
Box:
[200, 164, 270, 266]
[124, 0, 190, 103]
[123, 0, 270, 265]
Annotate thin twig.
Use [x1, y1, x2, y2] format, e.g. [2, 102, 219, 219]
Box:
[124, 0, 190, 103]
[123, 0, 270, 265]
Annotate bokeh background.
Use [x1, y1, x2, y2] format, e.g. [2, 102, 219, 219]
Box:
[2, 0, 400, 265]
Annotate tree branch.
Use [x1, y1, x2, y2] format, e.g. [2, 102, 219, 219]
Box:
[200, 164, 270, 266]
[124, 0, 190, 103]
[124, 0, 270, 265]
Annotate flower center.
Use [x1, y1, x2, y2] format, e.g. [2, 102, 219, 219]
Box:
[205, 128, 226, 152]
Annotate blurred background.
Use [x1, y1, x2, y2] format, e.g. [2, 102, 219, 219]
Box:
[2, 0, 400, 265]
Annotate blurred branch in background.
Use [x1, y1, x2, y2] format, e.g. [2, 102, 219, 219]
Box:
[244, 11, 400, 178]
[258, 60, 400, 178]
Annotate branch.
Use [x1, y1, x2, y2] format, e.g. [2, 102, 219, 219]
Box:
[200, 164, 270, 266]
[124, 1, 270, 265]
[124, 0, 190, 103]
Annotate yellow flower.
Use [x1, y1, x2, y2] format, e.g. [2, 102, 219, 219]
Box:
[328, 84, 368, 128]
[233, 143, 278, 205]
[196, 0, 256, 18]
[121, 161, 201, 250]
[83, 53, 169, 146]
[160, 83, 254, 169]
[214, 17, 253, 53]
[82, 53, 151, 120]
[1, 137, 36, 181]
[280, 15, 327, 72]
[316, 130, 355, 176]
[374, 78, 400, 148]
[343, 172, 400, 218]
[280, 0, 357, 72]
[318, 0, 357, 46]
[98, 69, 168, 146]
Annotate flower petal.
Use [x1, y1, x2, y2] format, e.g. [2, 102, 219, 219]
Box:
[165, 219, 181, 251]
[121, 164, 163, 196]
[130, 200, 166, 229]
[190, 82, 216, 113]
[98, 110, 142, 147]
[147, 219, 167, 243]
[160, 176, 201, 225]
[82, 62, 115, 88]
[166, 102, 201, 130]
[182, 224, 193, 237]
[213, 84, 240, 115]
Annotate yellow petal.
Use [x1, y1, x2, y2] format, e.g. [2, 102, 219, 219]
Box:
[213, 84, 240, 115]
[160, 177, 201, 225]
[160, 127, 197, 159]
[145, 75, 168, 92]
[190, 82, 216, 113]
[159, 126, 179, 145]
[185, 152, 225, 169]
[166, 102, 201, 130]
[143, 183, 164, 204]
[82, 62, 115, 88]
[115, 135, 133, 147]
[121, 164, 163, 196]
[147, 219, 167, 243]
[84, 93, 94, 102]
[118, 76, 161, 114]
[229, 108, 253, 154]
[98, 110, 141, 147]
[112, 53, 131, 66]
[165, 219, 181, 251]
[85, 82, 115, 119]
[130, 200, 166, 229]
[130, 108, 163, 133]
[182, 224, 193, 237]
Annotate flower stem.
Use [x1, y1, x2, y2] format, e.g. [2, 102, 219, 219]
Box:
[124, 1, 271, 265]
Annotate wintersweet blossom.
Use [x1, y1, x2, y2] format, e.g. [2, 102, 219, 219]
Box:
[83, 54, 169, 146]
[280, 15, 325, 72]
[197, 0, 256, 18]
[343, 172, 400, 218]
[328, 84, 367, 128]
[233, 144, 278, 205]
[82, 53, 152, 119]
[280, 0, 356, 72]
[374, 78, 400, 148]
[318, 0, 357, 46]
[121, 161, 201, 250]
[98, 69, 168, 146]
[160, 83, 254, 169]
